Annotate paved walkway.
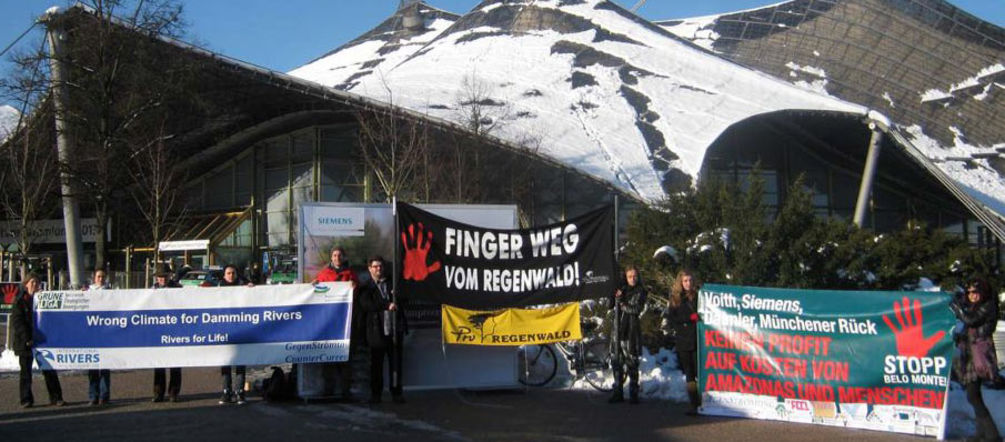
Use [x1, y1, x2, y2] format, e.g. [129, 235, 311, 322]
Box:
[0, 368, 940, 442]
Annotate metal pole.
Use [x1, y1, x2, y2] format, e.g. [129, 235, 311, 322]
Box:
[853, 123, 884, 227]
[391, 196, 400, 389]
[43, 10, 85, 288]
[612, 195, 621, 371]
[124, 247, 132, 289]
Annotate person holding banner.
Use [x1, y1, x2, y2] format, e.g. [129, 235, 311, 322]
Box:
[358, 256, 406, 404]
[949, 278, 1002, 442]
[151, 267, 183, 403]
[664, 269, 701, 415]
[313, 246, 360, 400]
[11, 273, 64, 408]
[608, 266, 647, 404]
[217, 264, 255, 405]
[84, 268, 112, 406]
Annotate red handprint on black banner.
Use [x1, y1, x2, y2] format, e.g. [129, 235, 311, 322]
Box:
[2, 284, 17, 305]
[882, 296, 945, 358]
[402, 222, 441, 281]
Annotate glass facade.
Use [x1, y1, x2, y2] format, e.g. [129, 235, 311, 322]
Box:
[701, 112, 992, 246]
[183, 122, 619, 257]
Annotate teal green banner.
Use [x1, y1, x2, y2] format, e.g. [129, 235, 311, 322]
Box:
[697, 284, 955, 437]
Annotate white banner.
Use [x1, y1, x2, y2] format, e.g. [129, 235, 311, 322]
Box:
[32, 283, 352, 370]
[158, 239, 210, 251]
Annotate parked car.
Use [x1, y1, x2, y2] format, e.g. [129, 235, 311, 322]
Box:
[178, 269, 224, 287]
[267, 261, 297, 284]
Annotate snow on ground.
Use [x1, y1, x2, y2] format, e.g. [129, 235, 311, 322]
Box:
[945, 379, 1005, 439]
[0, 349, 18, 371]
[563, 347, 689, 403]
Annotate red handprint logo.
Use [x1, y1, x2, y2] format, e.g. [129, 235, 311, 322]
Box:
[402, 222, 441, 281]
[2, 284, 17, 305]
[882, 296, 945, 358]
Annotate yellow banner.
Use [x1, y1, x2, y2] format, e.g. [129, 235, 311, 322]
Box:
[442, 303, 582, 346]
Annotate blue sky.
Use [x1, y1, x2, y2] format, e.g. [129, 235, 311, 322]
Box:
[2, 0, 1004, 104]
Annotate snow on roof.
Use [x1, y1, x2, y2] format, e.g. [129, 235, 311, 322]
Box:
[0, 105, 19, 143]
[289, 4, 459, 91]
[659, 0, 1005, 225]
[290, 0, 865, 203]
[903, 124, 1005, 218]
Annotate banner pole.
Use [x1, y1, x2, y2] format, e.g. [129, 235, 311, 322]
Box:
[612, 195, 622, 375]
[391, 196, 400, 389]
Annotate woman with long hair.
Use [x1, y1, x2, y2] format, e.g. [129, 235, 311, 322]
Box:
[664, 269, 701, 415]
[11, 273, 64, 407]
[949, 278, 1002, 441]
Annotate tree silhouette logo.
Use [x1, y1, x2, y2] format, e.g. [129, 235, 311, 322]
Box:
[468, 312, 500, 343]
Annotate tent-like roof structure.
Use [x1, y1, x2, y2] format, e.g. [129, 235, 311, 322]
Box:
[24, 1, 1002, 241]
[290, 0, 868, 203]
[289, 0, 1005, 239]
[658, 0, 1004, 236]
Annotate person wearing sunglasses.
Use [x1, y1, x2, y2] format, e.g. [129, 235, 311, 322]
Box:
[949, 278, 1002, 442]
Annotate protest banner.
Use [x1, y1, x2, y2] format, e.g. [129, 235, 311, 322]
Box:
[442, 303, 582, 346]
[697, 284, 955, 437]
[397, 202, 616, 309]
[299, 202, 523, 391]
[1, 282, 17, 313]
[32, 282, 352, 370]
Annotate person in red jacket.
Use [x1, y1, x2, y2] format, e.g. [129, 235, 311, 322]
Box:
[313, 247, 359, 400]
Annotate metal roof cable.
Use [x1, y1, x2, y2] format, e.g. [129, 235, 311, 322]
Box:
[0, 22, 39, 59]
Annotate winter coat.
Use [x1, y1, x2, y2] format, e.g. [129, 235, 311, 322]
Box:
[316, 265, 359, 284]
[153, 279, 182, 289]
[665, 293, 699, 352]
[951, 297, 1000, 385]
[357, 276, 406, 348]
[315, 264, 362, 345]
[217, 276, 248, 287]
[10, 289, 35, 357]
[608, 283, 647, 358]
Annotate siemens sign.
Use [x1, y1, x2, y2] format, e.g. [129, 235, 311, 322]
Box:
[302, 206, 365, 237]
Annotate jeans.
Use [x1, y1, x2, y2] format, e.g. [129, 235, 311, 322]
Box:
[88, 369, 111, 401]
[221, 365, 246, 393]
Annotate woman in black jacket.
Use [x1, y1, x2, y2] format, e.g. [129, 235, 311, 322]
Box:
[608, 266, 647, 404]
[949, 278, 1001, 442]
[664, 269, 700, 415]
[11, 273, 64, 407]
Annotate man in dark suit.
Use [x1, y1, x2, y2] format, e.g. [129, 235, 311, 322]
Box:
[356, 256, 406, 404]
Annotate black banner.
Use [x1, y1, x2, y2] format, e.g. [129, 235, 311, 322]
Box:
[396, 203, 616, 309]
